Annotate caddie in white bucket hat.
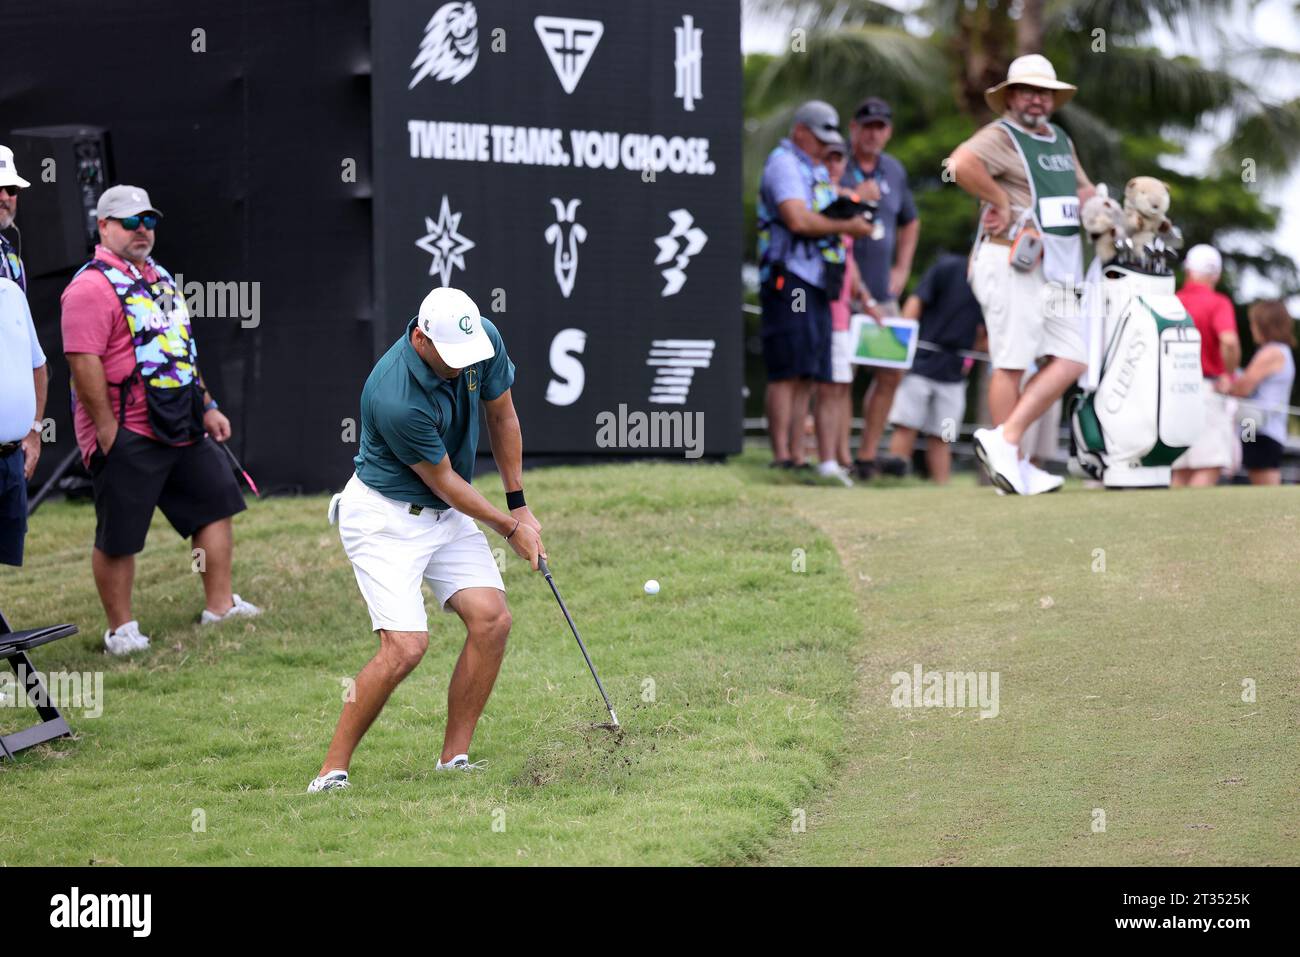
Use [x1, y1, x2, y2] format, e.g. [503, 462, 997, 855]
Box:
[310, 285, 546, 792]
[947, 54, 1096, 495]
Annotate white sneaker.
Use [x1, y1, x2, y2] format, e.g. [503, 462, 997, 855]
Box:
[972, 426, 1027, 495]
[1021, 460, 1064, 495]
[307, 769, 350, 793]
[435, 753, 488, 772]
[817, 460, 855, 487]
[201, 594, 262, 625]
[104, 620, 149, 655]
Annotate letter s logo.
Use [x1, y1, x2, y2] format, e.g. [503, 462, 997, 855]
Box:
[546, 328, 587, 406]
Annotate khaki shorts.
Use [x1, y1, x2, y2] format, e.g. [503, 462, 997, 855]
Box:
[888, 373, 966, 437]
[968, 241, 1086, 370]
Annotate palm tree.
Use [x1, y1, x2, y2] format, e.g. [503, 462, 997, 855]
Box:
[744, 0, 1300, 289]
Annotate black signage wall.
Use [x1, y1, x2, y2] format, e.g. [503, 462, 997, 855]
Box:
[371, 0, 743, 455]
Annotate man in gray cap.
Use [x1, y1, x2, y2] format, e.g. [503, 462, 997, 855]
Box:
[61, 184, 259, 655]
[0, 145, 29, 292]
[756, 100, 875, 475]
[841, 98, 920, 480]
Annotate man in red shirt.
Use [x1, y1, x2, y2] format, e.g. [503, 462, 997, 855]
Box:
[1171, 244, 1241, 487]
[62, 185, 259, 655]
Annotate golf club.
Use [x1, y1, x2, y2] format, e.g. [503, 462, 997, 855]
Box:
[218, 440, 260, 498]
[537, 556, 619, 729]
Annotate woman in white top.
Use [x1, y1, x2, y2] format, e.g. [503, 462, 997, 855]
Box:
[1221, 300, 1297, 486]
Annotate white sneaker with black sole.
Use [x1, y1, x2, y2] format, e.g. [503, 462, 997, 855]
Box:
[972, 426, 1027, 495]
[104, 620, 149, 656]
[201, 594, 262, 625]
[435, 754, 487, 772]
[1021, 460, 1064, 495]
[307, 769, 350, 792]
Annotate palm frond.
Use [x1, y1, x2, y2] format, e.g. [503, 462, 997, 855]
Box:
[1071, 46, 1240, 129]
[749, 25, 947, 117]
[1219, 96, 1300, 174]
[1049, 0, 1236, 39]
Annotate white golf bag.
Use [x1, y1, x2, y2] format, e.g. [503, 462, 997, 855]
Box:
[1071, 264, 1204, 487]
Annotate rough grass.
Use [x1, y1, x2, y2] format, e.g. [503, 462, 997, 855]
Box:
[0, 457, 860, 866]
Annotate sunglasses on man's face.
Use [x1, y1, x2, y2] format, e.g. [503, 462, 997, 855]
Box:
[0, 186, 20, 198]
[114, 214, 158, 231]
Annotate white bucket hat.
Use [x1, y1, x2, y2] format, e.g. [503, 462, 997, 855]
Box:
[984, 54, 1077, 114]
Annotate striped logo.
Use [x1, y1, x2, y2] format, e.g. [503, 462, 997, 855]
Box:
[647, 338, 714, 405]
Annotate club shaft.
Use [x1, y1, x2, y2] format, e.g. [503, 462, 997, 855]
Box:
[542, 571, 617, 719]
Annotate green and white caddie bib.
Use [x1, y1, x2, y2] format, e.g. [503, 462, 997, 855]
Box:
[999, 119, 1083, 284]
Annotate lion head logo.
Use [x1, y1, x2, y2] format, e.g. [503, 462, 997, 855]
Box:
[409, 2, 479, 89]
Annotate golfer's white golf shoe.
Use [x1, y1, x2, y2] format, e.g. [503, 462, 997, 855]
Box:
[307, 769, 350, 793]
[973, 426, 1027, 495]
[201, 594, 262, 625]
[435, 754, 488, 772]
[104, 620, 149, 656]
[1021, 460, 1064, 495]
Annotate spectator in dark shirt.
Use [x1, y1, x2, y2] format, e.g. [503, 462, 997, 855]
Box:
[840, 98, 920, 479]
[885, 252, 984, 483]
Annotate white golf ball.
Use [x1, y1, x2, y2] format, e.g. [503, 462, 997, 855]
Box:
[644, 579, 660, 596]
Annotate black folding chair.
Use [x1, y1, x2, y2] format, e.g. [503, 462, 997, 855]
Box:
[0, 608, 77, 759]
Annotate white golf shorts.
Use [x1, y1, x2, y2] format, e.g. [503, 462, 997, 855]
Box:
[888, 373, 967, 437]
[968, 240, 1087, 370]
[335, 473, 505, 633]
[830, 329, 855, 384]
[1172, 382, 1237, 471]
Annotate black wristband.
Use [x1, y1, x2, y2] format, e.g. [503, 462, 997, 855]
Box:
[506, 489, 526, 510]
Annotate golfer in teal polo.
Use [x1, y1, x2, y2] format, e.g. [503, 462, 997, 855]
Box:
[310, 287, 545, 792]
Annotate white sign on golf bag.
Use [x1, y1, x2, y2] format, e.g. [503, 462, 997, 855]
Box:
[1072, 265, 1204, 487]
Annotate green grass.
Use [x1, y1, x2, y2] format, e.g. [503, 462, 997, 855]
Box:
[768, 472, 1300, 866]
[2, 453, 1296, 865]
[0, 457, 861, 865]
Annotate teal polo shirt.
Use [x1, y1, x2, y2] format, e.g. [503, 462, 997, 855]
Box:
[353, 316, 515, 509]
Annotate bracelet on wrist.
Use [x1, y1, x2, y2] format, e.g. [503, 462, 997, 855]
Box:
[506, 489, 526, 510]
[204, 398, 219, 412]
[505, 520, 520, 541]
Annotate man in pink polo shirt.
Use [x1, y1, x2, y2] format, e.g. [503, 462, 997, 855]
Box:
[62, 185, 259, 655]
[1171, 244, 1241, 487]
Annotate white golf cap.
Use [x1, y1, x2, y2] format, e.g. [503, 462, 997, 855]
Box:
[416, 287, 495, 369]
[1184, 244, 1222, 276]
[96, 184, 163, 220]
[0, 145, 30, 189]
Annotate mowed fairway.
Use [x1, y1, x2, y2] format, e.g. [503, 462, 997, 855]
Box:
[1, 452, 1296, 865]
[769, 467, 1300, 866]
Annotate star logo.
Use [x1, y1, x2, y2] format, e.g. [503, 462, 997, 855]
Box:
[415, 196, 476, 286]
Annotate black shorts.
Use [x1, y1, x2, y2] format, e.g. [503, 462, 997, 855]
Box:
[1241, 434, 1283, 471]
[89, 429, 246, 557]
[0, 447, 27, 567]
[760, 273, 832, 383]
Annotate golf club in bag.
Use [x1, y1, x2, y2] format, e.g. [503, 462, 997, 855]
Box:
[537, 556, 619, 729]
